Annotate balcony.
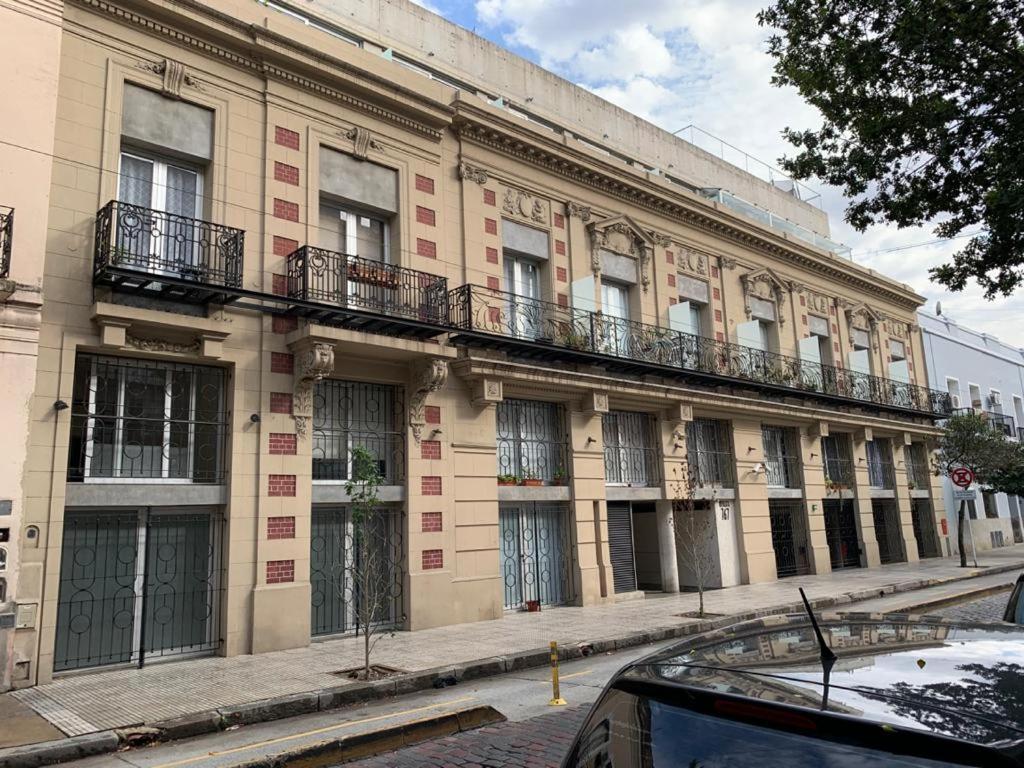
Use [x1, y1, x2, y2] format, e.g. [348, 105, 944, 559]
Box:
[286, 246, 449, 340]
[94, 201, 244, 304]
[448, 285, 953, 417]
[0, 206, 12, 279]
[1018, 427, 1024, 442]
[950, 407, 1016, 437]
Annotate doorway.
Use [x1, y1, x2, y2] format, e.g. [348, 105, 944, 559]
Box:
[872, 500, 906, 564]
[823, 499, 861, 569]
[768, 500, 811, 578]
[499, 503, 574, 610]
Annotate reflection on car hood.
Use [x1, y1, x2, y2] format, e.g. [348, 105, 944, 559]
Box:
[632, 615, 1024, 745]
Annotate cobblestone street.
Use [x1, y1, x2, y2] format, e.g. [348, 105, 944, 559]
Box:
[932, 589, 1013, 622]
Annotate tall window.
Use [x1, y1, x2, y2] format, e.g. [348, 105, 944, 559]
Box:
[603, 411, 660, 486]
[312, 380, 403, 484]
[503, 253, 542, 339]
[319, 202, 389, 262]
[849, 328, 872, 374]
[496, 399, 568, 482]
[671, 275, 710, 338]
[888, 339, 909, 382]
[686, 418, 734, 487]
[762, 426, 801, 488]
[822, 434, 854, 487]
[982, 490, 999, 519]
[866, 439, 894, 489]
[68, 355, 226, 483]
[601, 280, 631, 355]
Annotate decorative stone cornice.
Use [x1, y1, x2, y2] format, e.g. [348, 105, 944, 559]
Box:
[125, 334, 200, 355]
[457, 160, 489, 185]
[409, 358, 449, 442]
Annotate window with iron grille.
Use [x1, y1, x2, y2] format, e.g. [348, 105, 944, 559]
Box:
[686, 418, 735, 488]
[904, 443, 930, 490]
[762, 426, 802, 489]
[603, 411, 661, 486]
[496, 399, 568, 482]
[866, 438, 895, 489]
[68, 354, 227, 483]
[312, 380, 405, 484]
[822, 434, 855, 488]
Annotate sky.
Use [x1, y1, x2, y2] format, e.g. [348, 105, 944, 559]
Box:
[412, 0, 1023, 347]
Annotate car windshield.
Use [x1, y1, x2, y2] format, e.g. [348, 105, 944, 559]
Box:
[565, 688, 992, 768]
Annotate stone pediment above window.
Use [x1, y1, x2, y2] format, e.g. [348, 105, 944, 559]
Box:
[841, 300, 883, 331]
[740, 268, 788, 324]
[588, 214, 654, 292]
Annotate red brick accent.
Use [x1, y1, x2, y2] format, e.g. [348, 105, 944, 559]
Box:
[799, 294, 806, 306]
[483, 188, 496, 206]
[714, 309, 723, 322]
[415, 174, 435, 194]
[269, 433, 297, 455]
[555, 240, 566, 255]
[484, 218, 497, 235]
[274, 161, 299, 186]
[422, 511, 442, 533]
[716, 331, 725, 342]
[416, 206, 436, 226]
[667, 273, 676, 287]
[270, 352, 294, 374]
[557, 293, 569, 308]
[829, 305, 837, 315]
[271, 273, 288, 296]
[556, 266, 567, 282]
[422, 549, 443, 570]
[268, 516, 295, 539]
[711, 266, 720, 278]
[422, 476, 442, 496]
[425, 406, 441, 424]
[266, 559, 295, 584]
[270, 392, 293, 414]
[666, 250, 675, 264]
[268, 474, 296, 497]
[421, 440, 441, 460]
[834, 341, 841, 353]
[553, 212, 564, 229]
[273, 236, 299, 257]
[273, 198, 299, 222]
[485, 246, 499, 264]
[272, 315, 298, 334]
[416, 238, 437, 258]
[274, 126, 300, 150]
[488, 306, 501, 323]
[801, 315, 808, 325]
[669, 297, 677, 305]
[486, 276, 500, 291]
[831, 323, 839, 334]
[712, 287, 721, 301]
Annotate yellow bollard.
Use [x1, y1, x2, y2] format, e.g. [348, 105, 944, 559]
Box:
[548, 640, 567, 706]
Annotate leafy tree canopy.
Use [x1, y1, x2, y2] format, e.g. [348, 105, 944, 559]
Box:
[934, 412, 1021, 481]
[759, 0, 1024, 297]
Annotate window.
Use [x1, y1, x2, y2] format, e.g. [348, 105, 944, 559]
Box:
[671, 275, 710, 337]
[601, 280, 631, 355]
[496, 399, 568, 482]
[686, 418, 734, 487]
[822, 434, 854, 486]
[603, 411, 660, 486]
[982, 490, 999, 519]
[319, 202, 389, 262]
[888, 339, 909, 383]
[946, 377, 962, 408]
[809, 315, 832, 364]
[866, 439, 894, 489]
[503, 253, 542, 339]
[312, 380, 403, 484]
[68, 354, 227, 483]
[762, 426, 801, 488]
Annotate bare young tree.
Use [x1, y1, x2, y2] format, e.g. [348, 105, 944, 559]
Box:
[671, 463, 717, 619]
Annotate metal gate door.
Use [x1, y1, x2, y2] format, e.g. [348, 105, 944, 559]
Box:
[823, 499, 861, 569]
[499, 503, 574, 610]
[911, 499, 940, 558]
[768, 501, 811, 578]
[310, 506, 404, 636]
[54, 509, 222, 672]
[607, 502, 637, 594]
[872, 500, 906, 564]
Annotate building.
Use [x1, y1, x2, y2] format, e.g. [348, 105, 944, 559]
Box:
[919, 310, 1024, 554]
[0, 0, 953, 690]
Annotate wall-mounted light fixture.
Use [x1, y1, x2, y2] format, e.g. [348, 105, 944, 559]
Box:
[430, 428, 444, 439]
[53, 400, 68, 411]
[809, 452, 818, 460]
[250, 413, 261, 423]
[586, 436, 596, 445]
[752, 462, 766, 475]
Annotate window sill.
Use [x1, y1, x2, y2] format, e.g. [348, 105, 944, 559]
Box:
[65, 482, 227, 508]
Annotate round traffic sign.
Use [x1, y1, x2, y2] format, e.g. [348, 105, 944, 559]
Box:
[951, 467, 975, 488]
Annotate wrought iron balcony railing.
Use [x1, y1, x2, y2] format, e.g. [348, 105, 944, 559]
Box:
[286, 246, 449, 338]
[823, 458, 856, 489]
[1018, 426, 1024, 442]
[950, 407, 1016, 437]
[765, 455, 803, 489]
[867, 458, 896, 489]
[688, 449, 736, 489]
[0, 206, 12, 280]
[448, 284, 953, 417]
[94, 201, 244, 303]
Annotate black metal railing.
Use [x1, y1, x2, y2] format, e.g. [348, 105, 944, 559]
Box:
[287, 246, 449, 326]
[94, 201, 243, 295]
[689, 450, 736, 488]
[603, 411, 661, 486]
[0, 206, 12, 279]
[985, 411, 1015, 437]
[765, 456, 803, 489]
[496, 399, 569, 483]
[448, 284, 953, 416]
[823, 457, 856, 490]
[866, 440, 896, 489]
[1018, 426, 1024, 442]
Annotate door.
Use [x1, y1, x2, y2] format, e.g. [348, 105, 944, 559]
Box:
[911, 499, 941, 558]
[768, 501, 811, 578]
[600, 281, 630, 356]
[872, 500, 906, 564]
[823, 499, 861, 569]
[607, 502, 637, 594]
[320, 204, 391, 311]
[799, 335, 824, 389]
[499, 503, 573, 609]
[504, 255, 542, 339]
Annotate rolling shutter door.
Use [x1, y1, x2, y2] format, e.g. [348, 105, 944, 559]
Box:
[607, 502, 637, 593]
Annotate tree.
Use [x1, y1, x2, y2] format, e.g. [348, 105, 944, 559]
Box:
[671, 464, 717, 618]
[343, 446, 401, 680]
[934, 413, 1020, 566]
[758, 1, 1024, 297]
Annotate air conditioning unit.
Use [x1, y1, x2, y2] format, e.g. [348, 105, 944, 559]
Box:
[950, 394, 962, 408]
[989, 392, 1003, 407]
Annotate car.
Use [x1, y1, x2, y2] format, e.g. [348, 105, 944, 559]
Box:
[1005, 574, 1024, 625]
[562, 602, 1024, 767]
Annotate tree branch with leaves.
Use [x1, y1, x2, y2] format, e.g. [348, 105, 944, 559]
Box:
[671, 463, 717, 618]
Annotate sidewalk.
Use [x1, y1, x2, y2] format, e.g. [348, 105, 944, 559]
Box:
[6, 547, 1024, 747]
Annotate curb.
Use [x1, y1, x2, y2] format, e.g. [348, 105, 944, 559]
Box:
[2, 558, 1021, 768]
[867, 581, 1014, 616]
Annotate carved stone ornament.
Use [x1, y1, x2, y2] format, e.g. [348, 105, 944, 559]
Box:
[565, 201, 592, 222]
[719, 256, 738, 270]
[502, 187, 548, 224]
[844, 302, 883, 350]
[789, 282, 831, 316]
[884, 318, 911, 339]
[409, 358, 449, 443]
[740, 268, 788, 325]
[291, 342, 336, 440]
[135, 58, 201, 99]
[344, 126, 384, 160]
[457, 161, 489, 185]
[588, 214, 654, 292]
[676, 247, 709, 277]
[125, 334, 200, 355]
[650, 232, 672, 249]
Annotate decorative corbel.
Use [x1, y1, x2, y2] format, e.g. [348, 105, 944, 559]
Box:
[565, 201, 592, 222]
[409, 358, 449, 442]
[344, 126, 384, 160]
[136, 58, 201, 98]
[650, 232, 672, 249]
[719, 256, 738, 270]
[471, 378, 503, 407]
[457, 161, 489, 185]
[639, 243, 651, 293]
[290, 341, 336, 440]
[581, 391, 609, 415]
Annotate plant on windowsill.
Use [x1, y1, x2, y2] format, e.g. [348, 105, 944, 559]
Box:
[520, 470, 543, 487]
[907, 480, 917, 491]
[552, 468, 567, 486]
[824, 479, 848, 493]
[497, 474, 520, 486]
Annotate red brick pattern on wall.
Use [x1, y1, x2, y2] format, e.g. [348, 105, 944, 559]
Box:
[273, 199, 299, 222]
[556, 266, 567, 282]
[425, 406, 441, 424]
[268, 516, 296, 539]
[422, 476, 442, 496]
[272, 315, 298, 334]
[716, 331, 725, 342]
[714, 309, 723, 322]
[488, 306, 501, 323]
[273, 236, 299, 257]
[274, 161, 299, 186]
[712, 287, 721, 301]
[268, 474, 296, 497]
[711, 266, 720, 278]
[422, 549, 443, 570]
[274, 126, 300, 150]
[484, 218, 497, 235]
[416, 238, 437, 258]
[416, 206, 436, 226]
[553, 213, 564, 229]
[270, 392, 293, 414]
[667, 274, 676, 287]
[421, 440, 441, 460]
[799, 295, 807, 307]
[484, 188, 496, 206]
[554, 240, 566, 255]
[486, 247, 499, 264]
[270, 352, 294, 374]
[557, 293, 568, 308]
[666, 251, 675, 264]
[415, 174, 435, 194]
[422, 512, 442, 532]
[266, 559, 295, 583]
[486, 276, 500, 291]
[271, 274, 288, 296]
[269, 433, 297, 455]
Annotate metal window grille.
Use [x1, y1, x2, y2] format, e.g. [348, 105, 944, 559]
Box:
[911, 499, 941, 558]
[0, 206, 13, 279]
[686, 418, 735, 488]
[67, 354, 228, 483]
[866, 439, 895, 489]
[823, 499, 861, 569]
[904, 444, 931, 490]
[822, 434, 855, 488]
[761, 425, 802, 489]
[768, 500, 812, 577]
[499, 502, 575, 609]
[872, 499, 906, 564]
[603, 411, 661, 486]
[312, 380, 405, 484]
[496, 399, 569, 482]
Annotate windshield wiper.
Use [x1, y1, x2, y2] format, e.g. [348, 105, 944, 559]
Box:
[799, 587, 837, 711]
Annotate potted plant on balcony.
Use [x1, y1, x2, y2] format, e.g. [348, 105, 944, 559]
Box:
[520, 470, 543, 487]
[825, 479, 848, 494]
[348, 261, 399, 289]
[552, 468, 567, 486]
[497, 474, 519, 486]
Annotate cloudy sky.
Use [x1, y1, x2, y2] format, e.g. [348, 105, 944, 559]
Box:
[413, 0, 1022, 346]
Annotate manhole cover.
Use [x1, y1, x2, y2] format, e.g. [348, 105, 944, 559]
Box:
[332, 664, 406, 681]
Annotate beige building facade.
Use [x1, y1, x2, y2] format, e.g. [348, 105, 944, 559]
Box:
[0, 0, 953, 689]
